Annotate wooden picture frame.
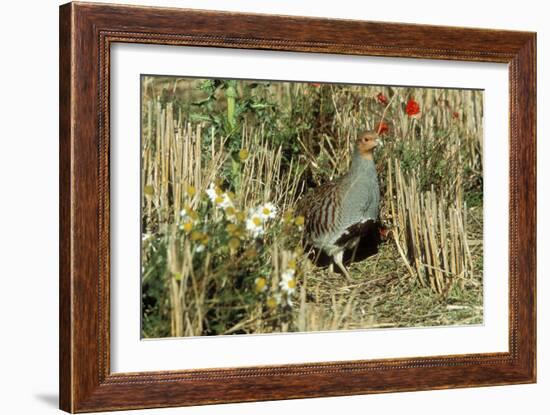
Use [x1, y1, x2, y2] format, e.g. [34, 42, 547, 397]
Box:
[59, 2, 536, 412]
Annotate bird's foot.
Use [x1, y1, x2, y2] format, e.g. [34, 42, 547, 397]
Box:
[331, 255, 354, 284]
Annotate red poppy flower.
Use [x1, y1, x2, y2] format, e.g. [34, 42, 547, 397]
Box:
[376, 92, 388, 105]
[377, 121, 389, 135]
[310, 83, 321, 88]
[405, 98, 421, 117]
[452, 111, 460, 119]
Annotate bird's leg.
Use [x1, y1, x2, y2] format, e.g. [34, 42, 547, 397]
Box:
[350, 237, 360, 263]
[333, 251, 352, 283]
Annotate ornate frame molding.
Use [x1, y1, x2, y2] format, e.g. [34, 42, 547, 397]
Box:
[60, 2, 536, 412]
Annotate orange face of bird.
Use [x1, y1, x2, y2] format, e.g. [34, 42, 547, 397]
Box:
[356, 132, 382, 159]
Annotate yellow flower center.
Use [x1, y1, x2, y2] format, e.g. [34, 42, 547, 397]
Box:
[287, 259, 297, 270]
[244, 248, 257, 258]
[185, 207, 199, 221]
[191, 231, 203, 241]
[225, 206, 236, 216]
[255, 277, 266, 292]
[228, 237, 240, 250]
[239, 148, 249, 161]
[252, 217, 262, 226]
[282, 211, 293, 223]
[182, 222, 193, 233]
[262, 207, 271, 215]
[186, 185, 196, 197]
[214, 196, 224, 204]
[287, 279, 296, 289]
[143, 185, 155, 196]
[294, 216, 305, 226]
[267, 297, 277, 309]
[236, 212, 246, 222]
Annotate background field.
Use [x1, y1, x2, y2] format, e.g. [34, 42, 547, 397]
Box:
[140, 76, 484, 338]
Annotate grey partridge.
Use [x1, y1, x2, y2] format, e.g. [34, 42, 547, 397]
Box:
[300, 131, 382, 281]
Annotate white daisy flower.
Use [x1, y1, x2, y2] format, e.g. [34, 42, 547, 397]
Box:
[274, 291, 293, 307]
[224, 205, 237, 219]
[279, 269, 297, 295]
[283, 268, 296, 277]
[179, 209, 193, 222]
[206, 182, 234, 210]
[205, 182, 218, 202]
[246, 213, 265, 238]
[218, 193, 234, 210]
[266, 293, 281, 310]
[258, 202, 277, 220]
[179, 206, 199, 229]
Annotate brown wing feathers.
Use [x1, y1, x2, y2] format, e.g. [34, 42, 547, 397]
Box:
[301, 180, 342, 240]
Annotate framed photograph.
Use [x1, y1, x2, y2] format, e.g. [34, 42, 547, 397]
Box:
[59, 2, 536, 412]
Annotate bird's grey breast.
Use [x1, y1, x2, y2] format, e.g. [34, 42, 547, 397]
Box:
[341, 160, 379, 226]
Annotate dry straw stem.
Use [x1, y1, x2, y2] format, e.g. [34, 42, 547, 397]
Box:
[142, 103, 229, 229]
[240, 125, 305, 212]
[388, 160, 474, 296]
